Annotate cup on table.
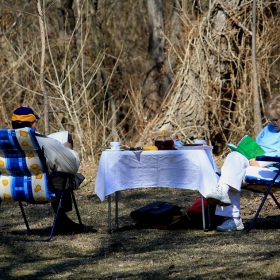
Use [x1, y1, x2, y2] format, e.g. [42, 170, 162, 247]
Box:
[194, 139, 206, 145]
[110, 142, 121, 150]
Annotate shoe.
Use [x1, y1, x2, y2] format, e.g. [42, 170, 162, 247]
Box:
[55, 216, 84, 234]
[206, 189, 231, 206]
[55, 221, 84, 234]
[216, 218, 244, 232]
[83, 226, 98, 233]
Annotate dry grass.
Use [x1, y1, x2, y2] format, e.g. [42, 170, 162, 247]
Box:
[1, 162, 280, 280]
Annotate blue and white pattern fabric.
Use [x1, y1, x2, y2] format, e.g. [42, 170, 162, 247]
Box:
[0, 128, 56, 202]
[243, 165, 280, 193]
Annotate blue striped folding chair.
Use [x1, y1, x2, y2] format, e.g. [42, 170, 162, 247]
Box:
[0, 127, 82, 241]
[242, 155, 280, 232]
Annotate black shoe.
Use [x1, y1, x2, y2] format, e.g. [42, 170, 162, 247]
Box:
[83, 226, 98, 233]
[55, 218, 84, 234]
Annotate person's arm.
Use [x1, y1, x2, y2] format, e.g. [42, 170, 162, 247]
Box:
[248, 158, 270, 167]
[36, 136, 80, 174]
[254, 125, 278, 167]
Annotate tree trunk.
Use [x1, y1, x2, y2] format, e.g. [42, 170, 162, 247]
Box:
[161, 1, 181, 96]
[153, 0, 256, 155]
[37, 0, 49, 135]
[252, 0, 262, 136]
[143, 0, 165, 115]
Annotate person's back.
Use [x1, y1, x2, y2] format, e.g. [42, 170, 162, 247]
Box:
[11, 106, 85, 234]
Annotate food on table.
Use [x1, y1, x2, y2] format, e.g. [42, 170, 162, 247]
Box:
[142, 146, 158, 151]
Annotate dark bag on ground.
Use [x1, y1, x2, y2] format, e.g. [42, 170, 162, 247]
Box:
[130, 201, 189, 229]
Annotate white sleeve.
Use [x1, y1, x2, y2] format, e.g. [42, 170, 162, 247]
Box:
[258, 161, 272, 167]
[258, 160, 278, 168]
[36, 136, 80, 174]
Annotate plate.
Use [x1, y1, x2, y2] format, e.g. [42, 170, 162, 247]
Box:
[183, 144, 203, 146]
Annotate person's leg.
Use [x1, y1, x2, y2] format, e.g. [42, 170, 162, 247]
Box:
[206, 152, 249, 206]
[51, 189, 72, 212]
[205, 152, 248, 231]
[215, 189, 241, 218]
[214, 189, 244, 231]
[51, 189, 84, 233]
[219, 152, 249, 190]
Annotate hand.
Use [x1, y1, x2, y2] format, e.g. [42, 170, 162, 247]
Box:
[249, 158, 260, 166]
[63, 142, 73, 149]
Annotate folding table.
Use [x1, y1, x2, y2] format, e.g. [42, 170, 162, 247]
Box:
[94, 147, 219, 231]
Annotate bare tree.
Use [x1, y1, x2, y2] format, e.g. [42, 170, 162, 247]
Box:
[252, 0, 262, 136]
[37, 0, 49, 134]
[1, 0, 280, 162]
[161, 1, 181, 96]
[138, 0, 280, 156]
[143, 0, 165, 115]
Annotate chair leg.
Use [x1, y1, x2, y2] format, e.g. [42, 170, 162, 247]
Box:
[15, 178, 82, 242]
[19, 201, 31, 233]
[70, 189, 82, 225]
[44, 188, 66, 242]
[14, 177, 81, 242]
[270, 193, 280, 209]
[245, 183, 273, 233]
[17, 189, 65, 242]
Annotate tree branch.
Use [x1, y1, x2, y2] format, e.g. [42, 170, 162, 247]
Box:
[216, 0, 252, 36]
[37, 0, 49, 134]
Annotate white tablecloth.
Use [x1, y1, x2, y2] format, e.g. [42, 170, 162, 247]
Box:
[94, 148, 219, 201]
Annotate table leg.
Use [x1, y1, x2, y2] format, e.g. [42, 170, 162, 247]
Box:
[115, 191, 119, 230]
[207, 204, 212, 230]
[201, 195, 206, 231]
[109, 192, 210, 232]
[108, 195, 111, 232]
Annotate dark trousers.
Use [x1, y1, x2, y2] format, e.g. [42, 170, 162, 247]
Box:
[51, 189, 72, 213]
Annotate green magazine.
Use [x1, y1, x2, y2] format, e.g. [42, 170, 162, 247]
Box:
[227, 135, 265, 160]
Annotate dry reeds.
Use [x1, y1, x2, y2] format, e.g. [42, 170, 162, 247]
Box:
[1, 1, 280, 162]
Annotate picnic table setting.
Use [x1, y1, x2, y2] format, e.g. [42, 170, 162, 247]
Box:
[94, 130, 220, 231]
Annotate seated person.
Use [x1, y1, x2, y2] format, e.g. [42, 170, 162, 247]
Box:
[11, 106, 87, 234]
[206, 94, 280, 232]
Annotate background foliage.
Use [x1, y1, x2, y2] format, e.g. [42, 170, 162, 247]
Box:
[1, 0, 280, 161]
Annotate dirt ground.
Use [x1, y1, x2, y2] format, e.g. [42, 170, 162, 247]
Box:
[1, 161, 280, 280]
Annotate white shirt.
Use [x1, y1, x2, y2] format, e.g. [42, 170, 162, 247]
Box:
[35, 133, 80, 175]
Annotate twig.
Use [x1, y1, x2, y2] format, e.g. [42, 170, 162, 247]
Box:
[216, 0, 252, 36]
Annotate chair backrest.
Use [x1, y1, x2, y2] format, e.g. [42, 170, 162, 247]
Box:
[0, 128, 56, 203]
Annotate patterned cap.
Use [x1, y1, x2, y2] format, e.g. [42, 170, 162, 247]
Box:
[12, 107, 40, 123]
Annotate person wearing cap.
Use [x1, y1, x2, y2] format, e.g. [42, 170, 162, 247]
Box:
[11, 106, 86, 234]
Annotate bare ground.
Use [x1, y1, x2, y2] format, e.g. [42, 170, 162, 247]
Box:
[1, 162, 280, 280]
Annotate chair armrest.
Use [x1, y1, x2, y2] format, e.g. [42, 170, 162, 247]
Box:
[255, 155, 280, 162]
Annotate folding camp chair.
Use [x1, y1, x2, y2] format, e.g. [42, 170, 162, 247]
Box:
[0, 127, 82, 241]
[242, 155, 280, 232]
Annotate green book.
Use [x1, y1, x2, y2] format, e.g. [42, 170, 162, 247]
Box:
[226, 135, 265, 160]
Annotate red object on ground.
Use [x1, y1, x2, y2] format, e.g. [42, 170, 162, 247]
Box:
[186, 197, 208, 213]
